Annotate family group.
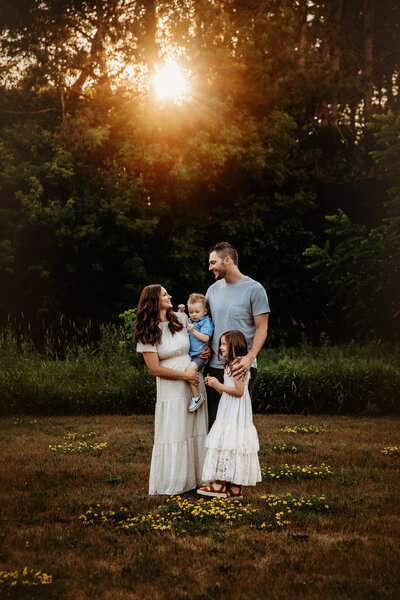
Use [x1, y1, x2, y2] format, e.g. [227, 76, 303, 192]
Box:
[135, 242, 270, 500]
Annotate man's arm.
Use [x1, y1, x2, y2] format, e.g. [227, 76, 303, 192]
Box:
[231, 313, 269, 376]
[197, 346, 211, 361]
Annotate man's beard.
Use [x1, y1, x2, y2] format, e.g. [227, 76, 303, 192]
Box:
[214, 268, 227, 280]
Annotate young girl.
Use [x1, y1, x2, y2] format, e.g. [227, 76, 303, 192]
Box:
[197, 330, 261, 499]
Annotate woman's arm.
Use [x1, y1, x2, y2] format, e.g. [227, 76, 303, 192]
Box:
[204, 375, 245, 397]
[142, 352, 199, 386]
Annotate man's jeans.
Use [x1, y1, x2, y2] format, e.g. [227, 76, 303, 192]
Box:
[203, 365, 257, 431]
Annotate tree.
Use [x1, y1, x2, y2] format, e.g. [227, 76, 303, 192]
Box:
[304, 111, 400, 340]
[0, 1, 399, 343]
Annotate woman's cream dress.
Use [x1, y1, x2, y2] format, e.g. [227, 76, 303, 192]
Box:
[137, 312, 208, 495]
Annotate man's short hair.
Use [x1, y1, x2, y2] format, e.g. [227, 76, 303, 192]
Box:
[209, 242, 238, 266]
[187, 293, 207, 308]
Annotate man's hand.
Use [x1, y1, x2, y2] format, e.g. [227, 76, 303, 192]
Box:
[178, 304, 186, 313]
[231, 354, 253, 379]
[197, 346, 211, 363]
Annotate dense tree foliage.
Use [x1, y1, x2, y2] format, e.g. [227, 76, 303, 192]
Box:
[305, 111, 400, 339]
[0, 0, 399, 343]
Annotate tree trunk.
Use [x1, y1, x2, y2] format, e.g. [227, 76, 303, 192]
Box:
[363, 0, 375, 119]
[68, 3, 108, 101]
[297, 0, 308, 69]
[60, 87, 65, 125]
[330, 0, 344, 127]
[142, 0, 158, 74]
[95, 1, 109, 93]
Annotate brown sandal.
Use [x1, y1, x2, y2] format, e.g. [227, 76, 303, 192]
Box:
[226, 485, 243, 500]
[197, 482, 227, 498]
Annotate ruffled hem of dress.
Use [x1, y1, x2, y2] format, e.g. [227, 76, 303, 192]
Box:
[155, 395, 191, 405]
[202, 448, 261, 486]
[149, 433, 208, 495]
[205, 420, 259, 454]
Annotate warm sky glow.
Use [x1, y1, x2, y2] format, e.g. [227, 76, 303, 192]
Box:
[152, 60, 188, 100]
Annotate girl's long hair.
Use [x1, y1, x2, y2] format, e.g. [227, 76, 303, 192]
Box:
[218, 330, 248, 370]
[134, 284, 183, 346]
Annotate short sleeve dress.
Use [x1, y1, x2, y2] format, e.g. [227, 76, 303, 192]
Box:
[137, 312, 208, 495]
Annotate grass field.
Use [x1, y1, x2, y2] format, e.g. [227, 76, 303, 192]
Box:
[1, 414, 399, 599]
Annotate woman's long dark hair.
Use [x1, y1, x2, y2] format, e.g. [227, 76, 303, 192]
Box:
[134, 284, 183, 345]
[218, 330, 248, 370]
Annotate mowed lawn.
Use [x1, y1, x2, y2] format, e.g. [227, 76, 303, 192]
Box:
[1, 414, 399, 599]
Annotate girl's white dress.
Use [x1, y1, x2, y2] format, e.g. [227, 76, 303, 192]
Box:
[137, 312, 208, 495]
[202, 368, 261, 486]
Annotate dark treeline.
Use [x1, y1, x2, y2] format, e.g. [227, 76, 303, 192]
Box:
[0, 0, 399, 346]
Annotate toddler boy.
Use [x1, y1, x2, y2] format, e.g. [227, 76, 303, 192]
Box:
[178, 293, 214, 412]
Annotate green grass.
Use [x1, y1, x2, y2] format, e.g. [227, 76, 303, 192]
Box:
[0, 414, 399, 599]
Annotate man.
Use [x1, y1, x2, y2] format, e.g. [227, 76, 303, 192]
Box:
[203, 242, 270, 429]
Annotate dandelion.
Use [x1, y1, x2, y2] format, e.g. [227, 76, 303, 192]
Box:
[273, 443, 301, 453]
[262, 492, 331, 528]
[80, 497, 260, 535]
[0, 568, 52, 589]
[64, 432, 99, 441]
[49, 441, 107, 454]
[381, 446, 400, 457]
[262, 463, 332, 481]
[280, 425, 326, 434]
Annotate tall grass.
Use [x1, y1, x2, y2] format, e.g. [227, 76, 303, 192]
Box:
[255, 341, 400, 415]
[0, 324, 155, 416]
[0, 323, 399, 415]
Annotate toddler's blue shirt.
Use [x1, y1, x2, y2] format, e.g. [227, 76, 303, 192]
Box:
[188, 315, 214, 357]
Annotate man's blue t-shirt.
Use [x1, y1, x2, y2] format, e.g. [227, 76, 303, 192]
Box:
[206, 276, 270, 368]
[188, 315, 214, 357]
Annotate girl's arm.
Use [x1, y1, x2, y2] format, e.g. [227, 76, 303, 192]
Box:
[204, 375, 245, 397]
[142, 352, 199, 386]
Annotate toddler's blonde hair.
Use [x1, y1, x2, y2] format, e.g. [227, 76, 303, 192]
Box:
[187, 293, 207, 308]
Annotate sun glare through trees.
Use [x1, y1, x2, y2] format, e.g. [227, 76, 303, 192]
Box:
[152, 59, 189, 100]
[0, 0, 399, 341]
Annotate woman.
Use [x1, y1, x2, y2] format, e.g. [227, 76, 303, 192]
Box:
[135, 284, 208, 495]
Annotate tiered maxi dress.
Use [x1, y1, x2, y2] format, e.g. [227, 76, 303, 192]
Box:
[202, 369, 261, 486]
[137, 312, 208, 495]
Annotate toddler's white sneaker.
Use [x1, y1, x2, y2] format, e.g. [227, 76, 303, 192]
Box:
[188, 393, 205, 412]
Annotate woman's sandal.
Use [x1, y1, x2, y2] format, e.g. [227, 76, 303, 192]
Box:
[197, 482, 227, 498]
[226, 485, 243, 500]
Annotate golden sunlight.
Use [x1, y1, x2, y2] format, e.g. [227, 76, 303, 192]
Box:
[152, 59, 188, 100]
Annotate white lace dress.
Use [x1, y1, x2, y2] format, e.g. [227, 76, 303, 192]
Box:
[137, 312, 208, 495]
[202, 368, 261, 486]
